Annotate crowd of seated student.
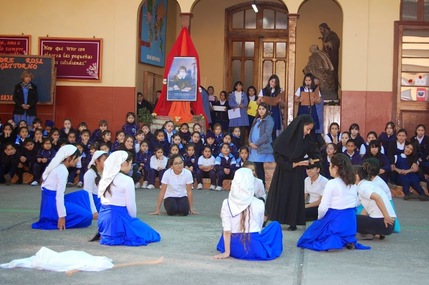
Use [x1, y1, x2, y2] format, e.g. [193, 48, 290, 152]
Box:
[315, 121, 429, 201]
[2, 113, 429, 200]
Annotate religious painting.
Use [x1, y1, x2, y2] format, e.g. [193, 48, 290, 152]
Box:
[139, 0, 167, 67]
[167, 57, 197, 101]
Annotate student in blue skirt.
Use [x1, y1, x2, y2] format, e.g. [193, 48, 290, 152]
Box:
[97, 150, 160, 246]
[32, 145, 93, 230]
[83, 150, 108, 214]
[297, 153, 370, 251]
[214, 168, 283, 260]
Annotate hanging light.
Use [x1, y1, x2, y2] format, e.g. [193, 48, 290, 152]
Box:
[252, 1, 258, 13]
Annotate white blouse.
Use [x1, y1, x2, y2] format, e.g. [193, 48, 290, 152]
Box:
[304, 174, 328, 204]
[100, 172, 137, 217]
[220, 198, 264, 233]
[318, 177, 359, 219]
[41, 164, 68, 218]
[357, 180, 396, 218]
[83, 168, 99, 213]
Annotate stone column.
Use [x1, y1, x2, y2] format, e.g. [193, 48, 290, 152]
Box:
[285, 13, 298, 127]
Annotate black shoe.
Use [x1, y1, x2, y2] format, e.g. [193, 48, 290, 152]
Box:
[4, 174, 11, 186]
[287, 225, 297, 231]
[88, 232, 101, 242]
[346, 243, 355, 250]
[378, 235, 386, 240]
[418, 195, 429, 201]
[262, 220, 267, 228]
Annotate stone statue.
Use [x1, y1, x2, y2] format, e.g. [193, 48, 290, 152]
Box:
[319, 23, 340, 93]
[303, 45, 337, 100]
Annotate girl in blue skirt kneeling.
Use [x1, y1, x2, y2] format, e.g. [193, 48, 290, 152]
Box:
[214, 168, 283, 260]
[97, 151, 160, 246]
[32, 145, 93, 230]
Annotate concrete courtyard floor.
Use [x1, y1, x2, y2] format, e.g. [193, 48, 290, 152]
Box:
[0, 185, 428, 285]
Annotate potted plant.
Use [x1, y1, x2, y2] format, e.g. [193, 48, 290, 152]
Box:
[138, 108, 155, 125]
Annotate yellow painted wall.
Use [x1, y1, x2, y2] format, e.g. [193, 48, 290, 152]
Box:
[0, 0, 142, 87]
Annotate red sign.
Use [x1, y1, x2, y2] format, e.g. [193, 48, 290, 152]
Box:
[0, 35, 30, 55]
[39, 37, 102, 81]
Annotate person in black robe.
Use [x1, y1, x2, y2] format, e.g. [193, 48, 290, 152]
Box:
[265, 114, 318, 231]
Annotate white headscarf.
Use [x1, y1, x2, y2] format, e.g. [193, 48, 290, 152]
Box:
[98, 151, 129, 198]
[88, 150, 107, 169]
[228, 168, 256, 217]
[42, 145, 78, 181]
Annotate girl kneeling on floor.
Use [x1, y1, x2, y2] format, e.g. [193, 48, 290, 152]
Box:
[32, 145, 93, 230]
[214, 168, 283, 260]
[97, 150, 161, 246]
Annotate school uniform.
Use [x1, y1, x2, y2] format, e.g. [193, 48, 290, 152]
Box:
[213, 101, 229, 132]
[160, 168, 194, 216]
[213, 133, 224, 146]
[90, 129, 102, 144]
[20, 147, 37, 175]
[394, 154, 426, 196]
[297, 178, 370, 251]
[344, 150, 362, 165]
[32, 162, 93, 230]
[324, 133, 340, 145]
[231, 135, 241, 150]
[147, 155, 168, 186]
[321, 155, 333, 179]
[60, 127, 77, 139]
[196, 155, 216, 185]
[122, 122, 139, 137]
[0, 150, 20, 184]
[350, 135, 365, 150]
[378, 132, 396, 150]
[32, 149, 56, 182]
[217, 201, 283, 260]
[163, 129, 176, 145]
[359, 142, 385, 156]
[98, 172, 160, 246]
[362, 153, 390, 183]
[228, 91, 249, 128]
[356, 180, 396, 236]
[304, 174, 328, 221]
[149, 140, 169, 154]
[204, 142, 219, 157]
[183, 153, 198, 178]
[136, 150, 152, 182]
[215, 153, 237, 187]
[295, 86, 321, 131]
[178, 131, 191, 144]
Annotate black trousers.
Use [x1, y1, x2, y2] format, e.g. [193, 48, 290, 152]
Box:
[164, 196, 190, 216]
[254, 162, 265, 186]
[356, 215, 395, 235]
[305, 206, 319, 221]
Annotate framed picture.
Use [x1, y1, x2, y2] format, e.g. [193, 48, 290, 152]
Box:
[167, 57, 197, 101]
[39, 37, 102, 81]
[0, 35, 31, 55]
[139, 0, 167, 67]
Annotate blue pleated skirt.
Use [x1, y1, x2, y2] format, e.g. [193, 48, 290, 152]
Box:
[92, 193, 101, 212]
[32, 188, 93, 230]
[216, 221, 283, 260]
[297, 208, 370, 251]
[297, 105, 319, 130]
[98, 204, 161, 246]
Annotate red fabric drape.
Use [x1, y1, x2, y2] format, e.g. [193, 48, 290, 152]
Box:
[153, 27, 208, 128]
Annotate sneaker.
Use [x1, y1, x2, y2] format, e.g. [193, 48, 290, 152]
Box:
[77, 181, 83, 188]
[30, 181, 39, 186]
[215, 186, 222, 191]
[418, 194, 429, 201]
[147, 184, 155, 189]
[135, 182, 141, 189]
[4, 174, 11, 185]
[197, 183, 203, 190]
[210, 185, 216, 190]
[66, 182, 74, 187]
[142, 181, 148, 189]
